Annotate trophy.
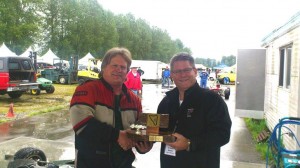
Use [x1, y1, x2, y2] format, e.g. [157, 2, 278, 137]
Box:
[126, 113, 175, 142]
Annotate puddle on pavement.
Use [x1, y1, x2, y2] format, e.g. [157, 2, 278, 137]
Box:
[0, 110, 72, 142]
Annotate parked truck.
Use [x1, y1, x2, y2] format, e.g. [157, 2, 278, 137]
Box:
[40, 56, 78, 84]
[0, 55, 39, 98]
[131, 60, 168, 82]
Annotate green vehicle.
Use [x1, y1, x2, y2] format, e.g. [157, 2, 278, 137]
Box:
[40, 56, 78, 84]
[30, 77, 55, 95]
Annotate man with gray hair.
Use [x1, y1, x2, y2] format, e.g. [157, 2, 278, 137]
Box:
[70, 47, 152, 168]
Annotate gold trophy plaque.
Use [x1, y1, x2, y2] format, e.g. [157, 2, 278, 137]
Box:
[127, 113, 175, 142]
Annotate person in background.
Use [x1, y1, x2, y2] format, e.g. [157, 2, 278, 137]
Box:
[69, 47, 152, 168]
[207, 67, 211, 75]
[157, 52, 232, 168]
[215, 69, 220, 79]
[125, 66, 143, 95]
[137, 67, 144, 76]
[199, 69, 209, 88]
[162, 66, 171, 87]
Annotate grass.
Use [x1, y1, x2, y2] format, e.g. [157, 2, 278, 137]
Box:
[244, 118, 268, 140]
[244, 118, 275, 164]
[0, 84, 77, 123]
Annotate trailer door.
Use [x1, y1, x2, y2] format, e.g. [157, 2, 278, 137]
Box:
[235, 49, 266, 119]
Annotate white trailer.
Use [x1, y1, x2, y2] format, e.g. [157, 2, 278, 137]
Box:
[131, 60, 168, 81]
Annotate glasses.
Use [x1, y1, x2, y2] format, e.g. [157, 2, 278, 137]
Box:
[172, 68, 193, 74]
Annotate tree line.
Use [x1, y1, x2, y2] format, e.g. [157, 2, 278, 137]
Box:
[0, 0, 235, 65]
[195, 55, 236, 68]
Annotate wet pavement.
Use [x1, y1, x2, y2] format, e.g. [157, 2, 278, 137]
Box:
[0, 82, 267, 167]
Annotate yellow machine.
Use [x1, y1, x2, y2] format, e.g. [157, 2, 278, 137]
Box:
[217, 67, 236, 84]
[77, 59, 101, 84]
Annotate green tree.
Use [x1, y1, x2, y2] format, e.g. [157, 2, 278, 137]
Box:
[40, 0, 61, 56]
[132, 18, 152, 60]
[221, 55, 236, 66]
[0, 0, 43, 54]
[0, 0, 192, 63]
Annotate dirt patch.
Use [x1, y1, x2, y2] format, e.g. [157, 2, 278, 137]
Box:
[0, 84, 77, 123]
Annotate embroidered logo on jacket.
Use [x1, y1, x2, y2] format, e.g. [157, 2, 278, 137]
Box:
[187, 108, 194, 118]
[74, 91, 88, 96]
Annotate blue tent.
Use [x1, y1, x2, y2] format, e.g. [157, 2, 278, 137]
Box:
[213, 64, 228, 70]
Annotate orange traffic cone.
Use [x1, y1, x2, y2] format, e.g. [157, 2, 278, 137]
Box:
[6, 103, 15, 118]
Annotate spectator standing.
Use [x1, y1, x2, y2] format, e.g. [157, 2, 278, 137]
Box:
[125, 66, 143, 95]
[162, 66, 171, 87]
[207, 68, 211, 75]
[215, 69, 220, 79]
[69, 47, 152, 168]
[157, 52, 231, 168]
[137, 67, 144, 76]
[199, 70, 209, 88]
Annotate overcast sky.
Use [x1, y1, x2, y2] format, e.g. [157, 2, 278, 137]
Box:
[98, 0, 300, 60]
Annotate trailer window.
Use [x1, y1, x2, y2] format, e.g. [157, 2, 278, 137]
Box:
[279, 44, 292, 89]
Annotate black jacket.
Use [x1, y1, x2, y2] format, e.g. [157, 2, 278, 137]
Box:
[157, 82, 232, 168]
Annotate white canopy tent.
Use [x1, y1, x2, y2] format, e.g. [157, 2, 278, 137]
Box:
[19, 46, 35, 57]
[79, 52, 94, 65]
[19, 46, 42, 61]
[40, 49, 59, 65]
[0, 43, 17, 57]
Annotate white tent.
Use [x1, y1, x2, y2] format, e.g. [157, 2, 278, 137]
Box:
[19, 47, 43, 62]
[40, 49, 59, 64]
[79, 52, 94, 65]
[0, 43, 17, 57]
[19, 46, 34, 57]
[195, 64, 207, 70]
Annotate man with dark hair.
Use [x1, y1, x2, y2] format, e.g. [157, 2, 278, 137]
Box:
[157, 52, 232, 168]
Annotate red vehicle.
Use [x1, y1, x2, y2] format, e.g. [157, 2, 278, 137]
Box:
[209, 81, 230, 100]
[0, 56, 39, 98]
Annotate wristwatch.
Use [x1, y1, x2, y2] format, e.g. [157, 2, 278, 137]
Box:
[186, 140, 191, 151]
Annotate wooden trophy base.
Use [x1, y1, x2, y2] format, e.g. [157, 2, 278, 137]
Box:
[126, 130, 175, 142]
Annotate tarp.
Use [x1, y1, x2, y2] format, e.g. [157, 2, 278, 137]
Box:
[213, 64, 228, 70]
[40, 49, 59, 65]
[0, 43, 17, 57]
[79, 52, 94, 65]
